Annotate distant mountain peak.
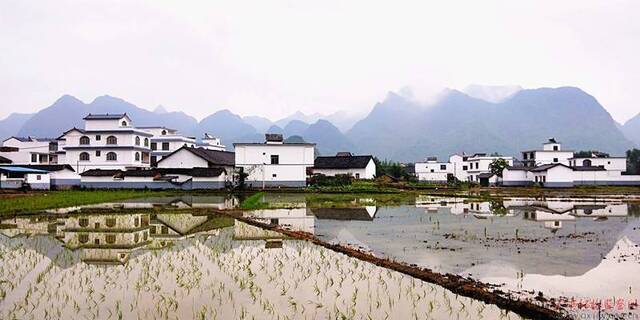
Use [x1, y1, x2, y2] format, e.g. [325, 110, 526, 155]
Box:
[462, 84, 522, 103]
[53, 94, 84, 106]
[154, 105, 168, 114]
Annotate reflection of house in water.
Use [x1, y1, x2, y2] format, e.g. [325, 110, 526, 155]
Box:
[44, 195, 238, 214]
[244, 208, 315, 234]
[310, 207, 378, 221]
[415, 197, 470, 215]
[1, 212, 234, 266]
[504, 200, 629, 231]
[62, 214, 151, 265]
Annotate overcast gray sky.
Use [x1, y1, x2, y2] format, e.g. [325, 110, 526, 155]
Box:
[1, 0, 638, 123]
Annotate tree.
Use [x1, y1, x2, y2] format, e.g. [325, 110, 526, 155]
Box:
[627, 149, 640, 175]
[489, 158, 508, 177]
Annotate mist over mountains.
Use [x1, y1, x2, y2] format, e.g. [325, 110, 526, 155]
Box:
[2, 86, 637, 161]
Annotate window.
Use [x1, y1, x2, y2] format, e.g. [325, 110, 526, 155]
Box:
[79, 234, 89, 244]
[430, 169, 434, 173]
[36, 175, 41, 181]
[272, 173, 277, 178]
[161, 130, 167, 135]
[106, 136, 117, 145]
[553, 158, 558, 163]
[150, 226, 156, 234]
[440, 165, 446, 170]
[106, 152, 117, 161]
[31, 154, 37, 162]
[523, 153, 528, 160]
[355, 173, 360, 179]
[270, 155, 279, 165]
[134, 217, 140, 227]
[79, 218, 89, 227]
[135, 136, 140, 146]
[583, 159, 592, 167]
[96, 135, 101, 141]
[151, 156, 157, 166]
[553, 145, 558, 151]
[106, 218, 116, 228]
[162, 142, 170, 151]
[463, 165, 468, 171]
[80, 136, 90, 145]
[121, 120, 127, 126]
[135, 152, 140, 161]
[96, 150, 101, 157]
[151, 142, 157, 150]
[106, 234, 116, 244]
[79, 152, 90, 161]
[143, 232, 148, 240]
[161, 226, 168, 234]
[144, 138, 149, 147]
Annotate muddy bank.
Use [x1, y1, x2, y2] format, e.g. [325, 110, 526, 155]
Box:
[220, 209, 573, 320]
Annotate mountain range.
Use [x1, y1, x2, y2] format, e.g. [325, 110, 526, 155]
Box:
[1, 86, 638, 161]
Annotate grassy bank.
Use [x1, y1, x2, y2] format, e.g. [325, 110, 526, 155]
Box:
[0, 190, 172, 215]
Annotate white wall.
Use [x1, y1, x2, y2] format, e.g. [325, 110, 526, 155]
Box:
[531, 151, 573, 166]
[570, 157, 627, 171]
[235, 144, 314, 185]
[157, 149, 209, 168]
[312, 159, 375, 179]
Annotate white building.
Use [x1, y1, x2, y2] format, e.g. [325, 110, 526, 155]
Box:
[313, 152, 376, 179]
[0, 166, 50, 190]
[414, 157, 451, 184]
[466, 153, 513, 184]
[199, 133, 226, 151]
[156, 146, 235, 172]
[59, 114, 152, 173]
[138, 126, 197, 166]
[502, 139, 640, 187]
[234, 134, 315, 188]
[1, 164, 79, 189]
[0, 136, 65, 165]
[521, 138, 573, 168]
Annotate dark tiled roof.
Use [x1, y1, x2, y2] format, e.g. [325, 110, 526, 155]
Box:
[4, 136, 57, 142]
[572, 166, 606, 171]
[158, 146, 235, 166]
[190, 167, 226, 177]
[83, 113, 127, 120]
[505, 165, 529, 171]
[478, 172, 495, 178]
[529, 163, 571, 172]
[0, 146, 19, 152]
[80, 169, 123, 177]
[314, 155, 373, 169]
[122, 170, 158, 177]
[3, 164, 74, 172]
[0, 156, 11, 164]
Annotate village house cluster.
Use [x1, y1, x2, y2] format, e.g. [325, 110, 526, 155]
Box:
[1, 113, 639, 190]
[415, 138, 640, 187]
[0, 113, 375, 190]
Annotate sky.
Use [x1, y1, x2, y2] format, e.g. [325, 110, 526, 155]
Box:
[0, 0, 638, 123]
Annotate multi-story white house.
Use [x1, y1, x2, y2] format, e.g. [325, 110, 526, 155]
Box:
[466, 153, 513, 184]
[234, 134, 315, 188]
[60, 113, 152, 173]
[0, 136, 65, 165]
[138, 126, 197, 166]
[502, 139, 640, 187]
[521, 138, 573, 167]
[414, 157, 451, 184]
[199, 133, 226, 151]
[313, 152, 376, 179]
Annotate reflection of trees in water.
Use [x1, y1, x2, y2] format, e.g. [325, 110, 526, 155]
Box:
[489, 199, 508, 215]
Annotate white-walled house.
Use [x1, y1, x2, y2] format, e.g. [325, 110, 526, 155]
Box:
[199, 133, 226, 151]
[466, 153, 513, 184]
[79, 167, 229, 190]
[313, 152, 376, 179]
[60, 114, 152, 173]
[156, 146, 235, 172]
[1, 164, 79, 188]
[139, 126, 197, 166]
[0, 166, 50, 190]
[1, 136, 65, 165]
[501, 139, 640, 187]
[414, 157, 451, 184]
[234, 134, 315, 188]
[521, 138, 573, 168]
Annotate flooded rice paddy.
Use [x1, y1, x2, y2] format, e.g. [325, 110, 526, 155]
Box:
[1, 193, 639, 319]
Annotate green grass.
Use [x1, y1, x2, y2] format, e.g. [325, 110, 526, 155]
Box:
[239, 192, 270, 210]
[0, 190, 172, 215]
[306, 180, 400, 193]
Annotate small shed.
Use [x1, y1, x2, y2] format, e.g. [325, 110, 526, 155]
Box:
[0, 166, 50, 190]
